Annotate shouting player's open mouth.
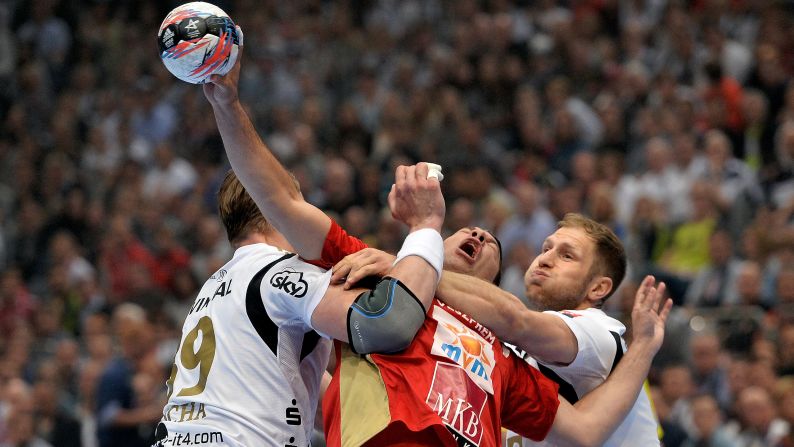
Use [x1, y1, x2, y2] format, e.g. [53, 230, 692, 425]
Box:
[457, 238, 482, 264]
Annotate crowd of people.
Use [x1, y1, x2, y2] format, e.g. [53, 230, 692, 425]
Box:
[0, 0, 793, 445]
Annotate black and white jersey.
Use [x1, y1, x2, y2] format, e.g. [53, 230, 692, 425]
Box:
[157, 243, 333, 447]
[504, 309, 660, 447]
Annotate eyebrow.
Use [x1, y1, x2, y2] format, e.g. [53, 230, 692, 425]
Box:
[544, 239, 580, 254]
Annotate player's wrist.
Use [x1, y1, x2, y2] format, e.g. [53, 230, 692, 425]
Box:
[627, 337, 658, 357]
[210, 94, 241, 110]
[407, 222, 443, 233]
[394, 228, 444, 282]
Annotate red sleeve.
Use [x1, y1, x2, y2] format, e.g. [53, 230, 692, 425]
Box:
[499, 353, 560, 441]
[304, 219, 369, 269]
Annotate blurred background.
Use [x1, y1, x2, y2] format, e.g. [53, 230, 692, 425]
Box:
[1, 0, 794, 446]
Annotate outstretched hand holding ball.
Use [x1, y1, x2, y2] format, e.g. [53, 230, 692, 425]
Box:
[158, 2, 241, 84]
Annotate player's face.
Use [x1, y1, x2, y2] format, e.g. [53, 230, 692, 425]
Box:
[524, 227, 597, 311]
[443, 227, 501, 283]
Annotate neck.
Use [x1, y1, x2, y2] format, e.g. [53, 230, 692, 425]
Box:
[575, 301, 596, 311]
[233, 232, 293, 253]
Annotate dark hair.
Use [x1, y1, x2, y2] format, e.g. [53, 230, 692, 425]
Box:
[493, 234, 503, 286]
[217, 170, 272, 243]
[558, 213, 626, 301]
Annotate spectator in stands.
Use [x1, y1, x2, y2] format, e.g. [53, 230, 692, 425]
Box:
[497, 181, 555, 256]
[734, 261, 766, 308]
[682, 394, 739, 447]
[727, 386, 790, 446]
[660, 365, 697, 437]
[688, 333, 732, 410]
[653, 181, 720, 303]
[685, 229, 744, 308]
[95, 304, 162, 447]
[31, 379, 80, 447]
[649, 385, 690, 447]
[2, 1, 794, 445]
[778, 324, 794, 376]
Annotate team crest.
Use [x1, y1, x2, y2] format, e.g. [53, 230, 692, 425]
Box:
[431, 306, 495, 394]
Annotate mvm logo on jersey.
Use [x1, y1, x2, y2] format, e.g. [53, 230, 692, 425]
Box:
[271, 269, 308, 298]
[431, 306, 495, 395]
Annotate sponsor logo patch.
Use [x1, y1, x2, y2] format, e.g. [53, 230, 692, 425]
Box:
[271, 269, 308, 298]
[426, 362, 487, 447]
[431, 306, 495, 394]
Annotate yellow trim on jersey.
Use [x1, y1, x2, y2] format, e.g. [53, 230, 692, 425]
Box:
[502, 427, 524, 447]
[339, 345, 391, 446]
[643, 380, 664, 439]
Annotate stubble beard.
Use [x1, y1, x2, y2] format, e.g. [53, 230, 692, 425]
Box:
[526, 281, 589, 312]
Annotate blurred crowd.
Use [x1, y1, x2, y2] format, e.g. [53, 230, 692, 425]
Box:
[1, 0, 794, 446]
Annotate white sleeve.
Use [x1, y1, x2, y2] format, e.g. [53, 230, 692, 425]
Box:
[259, 256, 332, 335]
[542, 311, 622, 377]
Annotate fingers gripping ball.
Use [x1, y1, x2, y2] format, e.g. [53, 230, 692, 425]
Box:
[158, 2, 240, 84]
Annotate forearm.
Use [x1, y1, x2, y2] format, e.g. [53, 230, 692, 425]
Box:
[437, 271, 522, 331]
[386, 256, 439, 311]
[211, 101, 330, 258]
[437, 271, 577, 364]
[550, 341, 653, 446]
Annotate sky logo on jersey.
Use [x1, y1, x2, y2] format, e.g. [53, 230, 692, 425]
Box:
[426, 362, 487, 447]
[431, 306, 495, 394]
[271, 269, 308, 298]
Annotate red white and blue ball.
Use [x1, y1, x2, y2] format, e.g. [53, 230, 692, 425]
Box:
[157, 2, 240, 84]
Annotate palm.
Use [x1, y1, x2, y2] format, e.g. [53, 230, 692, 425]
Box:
[630, 276, 672, 354]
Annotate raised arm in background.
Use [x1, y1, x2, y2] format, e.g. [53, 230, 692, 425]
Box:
[203, 27, 330, 259]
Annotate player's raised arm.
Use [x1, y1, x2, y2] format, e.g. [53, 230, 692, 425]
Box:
[310, 163, 445, 353]
[203, 27, 330, 259]
[544, 278, 672, 446]
[436, 271, 579, 365]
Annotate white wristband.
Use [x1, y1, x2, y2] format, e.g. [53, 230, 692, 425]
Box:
[393, 228, 444, 283]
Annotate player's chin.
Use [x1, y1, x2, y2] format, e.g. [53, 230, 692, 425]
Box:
[443, 256, 472, 276]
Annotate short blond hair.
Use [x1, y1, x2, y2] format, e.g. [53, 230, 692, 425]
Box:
[559, 213, 626, 300]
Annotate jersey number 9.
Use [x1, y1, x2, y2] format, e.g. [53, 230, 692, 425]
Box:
[167, 316, 217, 398]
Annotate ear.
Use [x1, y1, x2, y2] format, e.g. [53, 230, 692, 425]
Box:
[585, 276, 613, 304]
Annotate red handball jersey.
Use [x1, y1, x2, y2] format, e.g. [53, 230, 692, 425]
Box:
[313, 221, 560, 447]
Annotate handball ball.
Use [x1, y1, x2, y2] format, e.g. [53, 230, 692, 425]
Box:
[157, 2, 240, 84]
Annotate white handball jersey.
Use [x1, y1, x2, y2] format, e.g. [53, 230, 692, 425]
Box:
[155, 243, 333, 447]
[503, 308, 660, 447]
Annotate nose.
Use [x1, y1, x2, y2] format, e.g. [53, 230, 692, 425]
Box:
[537, 248, 553, 268]
[471, 227, 486, 243]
